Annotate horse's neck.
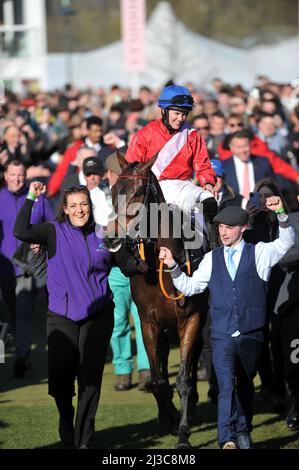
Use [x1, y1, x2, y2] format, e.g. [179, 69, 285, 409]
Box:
[160, 238, 184, 265]
[149, 174, 185, 262]
[157, 212, 185, 264]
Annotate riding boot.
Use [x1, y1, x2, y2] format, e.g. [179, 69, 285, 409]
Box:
[201, 197, 219, 249]
[206, 220, 219, 250]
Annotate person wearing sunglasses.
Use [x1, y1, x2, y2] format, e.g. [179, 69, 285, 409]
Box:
[217, 113, 245, 159]
[14, 182, 114, 449]
[192, 113, 210, 139]
[125, 84, 218, 246]
[217, 115, 299, 190]
[227, 116, 244, 133]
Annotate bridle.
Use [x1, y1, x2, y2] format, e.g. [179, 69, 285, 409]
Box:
[115, 172, 191, 301]
[117, 173, 153, 257]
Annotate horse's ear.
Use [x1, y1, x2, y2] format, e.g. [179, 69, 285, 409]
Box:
[116, 149, 128, 170]
[138, 153, 158, 176]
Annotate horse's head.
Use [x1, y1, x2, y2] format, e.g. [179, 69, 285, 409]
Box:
[105, 152, 158, 253]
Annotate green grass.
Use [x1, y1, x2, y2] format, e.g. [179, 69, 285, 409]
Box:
[1, 302, 299, 449]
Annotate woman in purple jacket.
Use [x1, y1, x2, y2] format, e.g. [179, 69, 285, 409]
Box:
[14, 181, 114, 449]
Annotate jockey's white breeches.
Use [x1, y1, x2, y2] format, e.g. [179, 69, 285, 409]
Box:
[159, 179, 213, 213]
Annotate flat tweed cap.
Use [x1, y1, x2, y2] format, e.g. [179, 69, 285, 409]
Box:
[214, 206, 248, 226]
[105, 152, 122, 176]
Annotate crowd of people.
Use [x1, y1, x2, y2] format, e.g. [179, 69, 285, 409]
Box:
[0, 75, 299, 449]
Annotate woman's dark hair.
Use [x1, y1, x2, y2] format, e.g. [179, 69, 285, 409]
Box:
[56, 186, 94, 224]
[254, 177, 289, 213]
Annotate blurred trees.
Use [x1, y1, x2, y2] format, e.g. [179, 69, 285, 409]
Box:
[46, 0, 298, 52]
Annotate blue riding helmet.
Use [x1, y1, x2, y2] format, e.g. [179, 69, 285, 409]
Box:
[210, 159, 224, 177]
[158, 85, 194, 110]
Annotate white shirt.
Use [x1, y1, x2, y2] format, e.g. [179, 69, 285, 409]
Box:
[172, 222, 295, 297]
[233, 156, 255, 199]
[78, 170, 86, 185]
[85, 137, 126, 152]
[75, 172, 113, 226]
[89, 186, 113, 227]
[85, 137, 102, 153]
[171, 221, 295, 336]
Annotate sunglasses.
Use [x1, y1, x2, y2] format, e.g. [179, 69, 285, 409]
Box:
[229, 122, 243, 128]
[197, 126, 210, 130]
[64, 185, 87, 192]
[169, 95, 194, 106]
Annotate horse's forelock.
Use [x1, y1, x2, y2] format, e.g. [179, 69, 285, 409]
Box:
[127, 162, 140, 172]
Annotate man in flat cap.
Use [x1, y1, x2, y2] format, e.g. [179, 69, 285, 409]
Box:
[159, 197, 295, 449]
[213, 205, 249, 226]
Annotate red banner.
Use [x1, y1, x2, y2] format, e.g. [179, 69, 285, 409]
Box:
[121, 0, 146, 72]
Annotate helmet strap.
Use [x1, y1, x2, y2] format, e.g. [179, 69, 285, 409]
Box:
[161, 109, 177, 134]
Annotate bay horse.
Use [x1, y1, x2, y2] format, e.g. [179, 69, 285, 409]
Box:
[106, 153, 209, 449]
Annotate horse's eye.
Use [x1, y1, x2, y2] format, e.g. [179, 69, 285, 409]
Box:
[135, 189, 145, 198]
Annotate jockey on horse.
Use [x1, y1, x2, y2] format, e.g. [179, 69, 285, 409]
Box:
[125, 84, 218, 246]
[105, 87, 219, 448]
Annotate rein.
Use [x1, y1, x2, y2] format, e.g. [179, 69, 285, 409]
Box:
[159, 254, 191, 301]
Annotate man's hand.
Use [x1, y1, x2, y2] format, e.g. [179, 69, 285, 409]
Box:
[266, 196, 284, 212]
[30, 244, 40, 254]
[28, 181, 47, 198]
[203, 183, 218, 199]
[103, 132, 122, 148]
[159, 246, 176, 269]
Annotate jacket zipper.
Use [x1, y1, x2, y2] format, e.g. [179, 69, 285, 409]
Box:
[15, 196, 19, 251]
[84, 233, 96, 302]
[65, 292, 68, 317]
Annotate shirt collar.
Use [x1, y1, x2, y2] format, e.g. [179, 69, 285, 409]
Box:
[233, 155, 252, 165]
[85, 137, 101, 151]
[224, 239, 245, 254]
